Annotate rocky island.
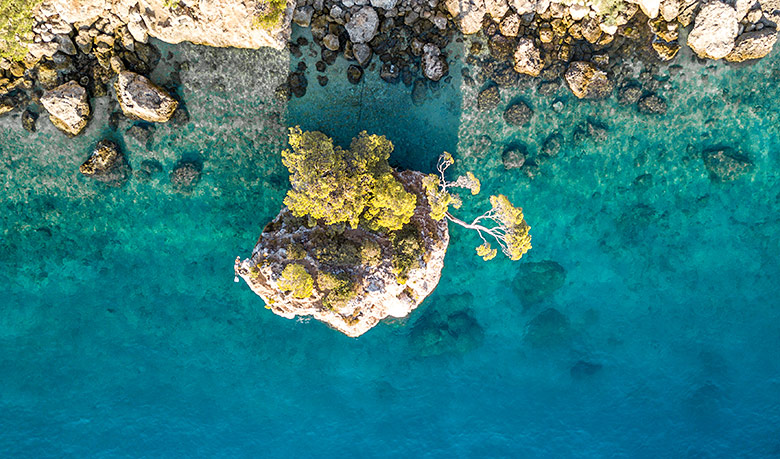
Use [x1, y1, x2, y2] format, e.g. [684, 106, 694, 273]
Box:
[235, 128, 531, 336]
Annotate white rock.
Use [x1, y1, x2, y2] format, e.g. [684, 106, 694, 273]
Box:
[500, 13, 521, 37]
[40, 81, 90, 136]
[513, 37, 542, 76]
[510, 0, 536, 14]
[445, 0, 486, 34]
[114, 71, 178, 123]
[422, 43, 448, 81]
[485, 0, 509, 19]
[638, 0, 661, 18]
[687, 1, 739, 59]
[569, 3, 589, 20]
[370, 0, 399, 9]
[345, 6, 379, 43]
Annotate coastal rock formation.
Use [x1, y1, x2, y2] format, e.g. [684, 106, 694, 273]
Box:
[345, 6, 379, 43]
[445, 0, 486, 34]
[702, 147, 752, 181]
[40, 81, 90, 136]
[687, 1, 739, 59]
[42, 0, 295, 50]
[565, 61, 613, 100]
[513, 38, 543, 77]
[235, 171, 449, 338]
[725, 29, 779, 62]
[79, 139, 131, 186]
[114, 71, 178, 123]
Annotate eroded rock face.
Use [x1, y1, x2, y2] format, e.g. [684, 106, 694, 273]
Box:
[45, 0, 295, 50]
[688, 1, 739, 59]
[114, 71, 178, 123]
[725, 29, 779, 62]
[235, 171, 449, 338]
[565, 61, 613, 100]
[79, 139, 131, 187]
[40, 81, 90, 136]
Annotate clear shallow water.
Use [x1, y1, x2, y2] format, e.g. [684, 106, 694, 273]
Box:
[1, 31, 780, 457]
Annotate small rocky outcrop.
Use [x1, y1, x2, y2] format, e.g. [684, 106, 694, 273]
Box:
[170, 160, 202, 192]
[79, 140, 131, 187]
[503, 101, 533, 126]
[345, 6, 379, 44]
[502, 146, 527, 169]
[702, 147, 752, 181]
[637, 94, 667, 114]
[234, 171, 449, 338]
[114, 71, 178, 123]
[688, 1, 739, 59]
[513, 37, 542, 77]
[40, 81, 90, 136]
[477, 85, 501, 111]
[422, 44, 448, 82]
[725, 29, 779, 62]
[565, 61, 613, 100]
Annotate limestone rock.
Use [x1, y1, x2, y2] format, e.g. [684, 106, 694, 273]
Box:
[422, 43, 448, 82]
[345, 6, 379, 43]
[513, 38, 543, 77]
[486, 0, 510, 19]
[79, 139, 131, 187]
[114, 71, 178, 123]
[234, 171, 449, 338]
[40, 80, 90, 136]
[638, 0, 661, 18]
[445, 0, 486, 34]
[510, 0, 537, 14]
[564, 61, 614, 100]
[725, 29, 779, 62]
[44, 0, 295, 50]
[702, 147, 752, 181]
[687, 1, 739, 59]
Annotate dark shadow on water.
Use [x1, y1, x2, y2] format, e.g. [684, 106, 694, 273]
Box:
[285, 26, 463, 174]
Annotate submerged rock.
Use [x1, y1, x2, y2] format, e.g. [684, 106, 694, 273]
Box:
[617, 84, 643, 106]
[234, 171, 449, 338]
[702, 147, 752, 181]
[565, 62, 614, 100]
[637, 94, 667, 114]
[525, 308, 572, 347]
[409, 294, 484, 356]
[79, 140, 131, 187]
[687, 1, 739, 59]
[115, 71, 178, 123]
[502, 145, 527, 169]
[21, 110, 38, 133]
[514, 260, 566, 307]
[40, 81, 90, 136]
[170, 160, 202, 192]
[477, 85, 501, 111]
[503, 101, 534, 126]
[571, 360, 603, 379]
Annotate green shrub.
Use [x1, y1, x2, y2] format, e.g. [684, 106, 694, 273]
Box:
[0, 0, 41, 61]
[391, 223, 424, 284]
[277, 263, 314, 299]
[317, 272, 356, 310]
[360, 240, 382, 266]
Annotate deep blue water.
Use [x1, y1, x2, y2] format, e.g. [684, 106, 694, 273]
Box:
[1, 31, 780, 457]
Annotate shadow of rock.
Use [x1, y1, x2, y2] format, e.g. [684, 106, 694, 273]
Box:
[524, 308, 572, 348]
[409, 293, 484, 357]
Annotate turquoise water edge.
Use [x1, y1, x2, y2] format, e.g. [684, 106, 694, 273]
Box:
[2, 28, 780, 457]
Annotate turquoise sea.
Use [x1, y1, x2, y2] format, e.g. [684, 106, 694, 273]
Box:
[2, 27, 780, 457]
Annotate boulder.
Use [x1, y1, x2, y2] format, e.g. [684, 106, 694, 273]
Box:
[170, 160, 202, 192]
[638, 0, 661, 18]
[345, 6, 379, 43]
[347, 65, 364, 84]
[503, 101, 534, 126]
[444, 0, 486, 34]
[114, 71, 178, 123]
[617, 84, 643, 105]
[79, 140, 131, 187]
[687, 1, 739, 59]
[370, 0, 398, 9]
[485, 0, 510, 19]
[477, 85, 501, 111]
[564, 61, 614, 100]
[422, 44, 448, 82]
[725, 29, 779, 62]
[637, 93, 667, 114]
[353, 43, 373, 66]
[513, 38, 543, 77]
[702, 147, 752, 181]
[40, 81, 90, 136]
[234, 171, 449, 338]
[502, 146, 527, 169]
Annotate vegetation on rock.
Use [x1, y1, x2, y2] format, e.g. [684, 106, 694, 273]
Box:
[423, 152, 532, 261]
[277, 263, 314, 299]
[0, 0, 40, 61]
[252, 0, 288, 30]
[282, 126, 416, 232]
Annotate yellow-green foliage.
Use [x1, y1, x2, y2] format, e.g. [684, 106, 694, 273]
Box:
[391, 224, 424, 284]
[282, 127, 416, 232]
[252, 0, 287, 30]
[476, 243, 497, 261]
[364, 173, 417, 232]
[277, 263, 314, 299]
[0, 0, 41, 61]
[360, 240, 382, 266]
[286, 242, 306, 260]
[317, 272, 356, 310]
[422, 174, 456, 221]
[489, 195, 532, 261]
